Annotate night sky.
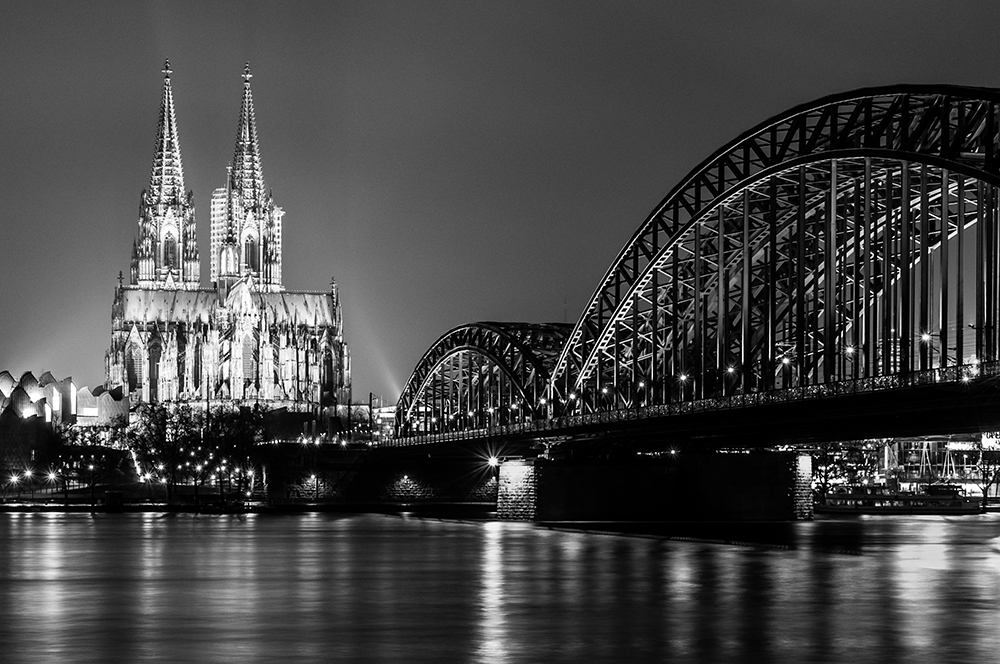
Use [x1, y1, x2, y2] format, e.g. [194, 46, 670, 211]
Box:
[2, 1, 1000, 402]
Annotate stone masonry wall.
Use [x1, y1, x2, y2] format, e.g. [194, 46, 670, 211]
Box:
[497, 461, 536, 521]
[791, 453, 813, 520]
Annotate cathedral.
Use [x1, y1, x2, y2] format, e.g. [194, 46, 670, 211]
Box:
[106, 62, 351, 414]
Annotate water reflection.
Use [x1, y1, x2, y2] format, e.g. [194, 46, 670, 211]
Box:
[477, 521, 508, 661]
[2, 514, 1000, 662]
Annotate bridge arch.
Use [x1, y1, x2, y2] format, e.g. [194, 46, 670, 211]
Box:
[551, 85, 1000, 413]
[395, 322, 571, 437]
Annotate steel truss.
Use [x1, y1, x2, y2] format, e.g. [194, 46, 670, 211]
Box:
[395, 323, 571, 438]
[550, 86, 1000, 415]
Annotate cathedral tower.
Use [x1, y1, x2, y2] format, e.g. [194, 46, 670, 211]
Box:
[210, 63, 284, 292]
[110, 61, 350, 416]
[130, 60, 200, 289]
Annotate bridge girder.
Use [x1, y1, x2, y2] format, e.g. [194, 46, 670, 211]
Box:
[395, 322, 571, 438]
[550, 86, 1000, 415]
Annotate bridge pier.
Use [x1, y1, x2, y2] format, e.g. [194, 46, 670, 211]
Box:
[498, 451, 812, 522]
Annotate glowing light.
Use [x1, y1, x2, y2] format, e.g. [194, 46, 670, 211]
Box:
[845, 346, 855, 355]
[781, 357, 791, 365]
[921, 333, 932, 343]
[488, 456, 499, 467]
[669, 449, 677, 455]
[601, 387, 608, 394]
[23, 470, 32, 480]
[539, 398, 546, 405]
[569, 393, 577, 401]
[678, 374, 688, 382]
[727, 366, 736, 374]
[48, 472, 57, 482]
[638, 381, 645, 388]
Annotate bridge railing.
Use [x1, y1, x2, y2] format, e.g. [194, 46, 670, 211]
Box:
[389, 361, 995, 446]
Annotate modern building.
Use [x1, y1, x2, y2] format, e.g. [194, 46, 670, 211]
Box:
[106, 62, 351, 414]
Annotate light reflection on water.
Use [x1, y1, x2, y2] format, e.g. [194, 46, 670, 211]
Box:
[1, 513, 1000, 662]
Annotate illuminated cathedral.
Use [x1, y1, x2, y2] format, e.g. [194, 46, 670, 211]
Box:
[106, 62, 351, 413]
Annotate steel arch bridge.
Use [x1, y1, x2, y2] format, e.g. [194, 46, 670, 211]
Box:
[395, 85, 1000, 442]
[395, 322, 571, 437]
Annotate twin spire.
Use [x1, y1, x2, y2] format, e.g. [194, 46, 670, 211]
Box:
[135, 61, 282, 292]
[149, 60, 267, 207]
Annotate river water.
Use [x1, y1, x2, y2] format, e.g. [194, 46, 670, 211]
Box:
[1, 512, 999, 663]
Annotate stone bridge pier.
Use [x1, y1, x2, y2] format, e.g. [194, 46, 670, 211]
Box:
[498, 451, 813, 522]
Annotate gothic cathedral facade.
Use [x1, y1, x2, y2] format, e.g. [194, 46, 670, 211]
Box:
[106, 62, 351, 412]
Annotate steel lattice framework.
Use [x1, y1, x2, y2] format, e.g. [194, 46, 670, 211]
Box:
[395, 85, 1000, 441]
[550, 85, 1000, 414]
[395, 323, 571, 437]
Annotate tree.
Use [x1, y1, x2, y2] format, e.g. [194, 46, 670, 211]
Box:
[204, 404, 267, 503]
[972, 440, 1000, 512]
[126, 402, 203, 504]
[811, 440, 882, 499]
[50, 423, 131, 507]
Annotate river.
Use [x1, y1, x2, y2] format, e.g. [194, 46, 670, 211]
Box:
[0, 512, 999, 662]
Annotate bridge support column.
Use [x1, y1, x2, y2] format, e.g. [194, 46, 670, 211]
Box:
[498, 451, 812, 522]
[497, 460, 537, 521]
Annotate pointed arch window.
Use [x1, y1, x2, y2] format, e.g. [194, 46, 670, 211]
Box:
[243, 334, 256, 387]
[149, 338, 162, 402]
[244, 236, 258, 272]
[193, 338, 203, 393]
[177, 332, 186, 394]
[163, 232, 178, 269]
[126, 343, 144, 392]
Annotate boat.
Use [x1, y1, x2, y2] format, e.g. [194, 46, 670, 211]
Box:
[815, 483, 981, 515]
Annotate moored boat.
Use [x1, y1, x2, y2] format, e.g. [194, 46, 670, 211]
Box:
[816, 483, 981, 515]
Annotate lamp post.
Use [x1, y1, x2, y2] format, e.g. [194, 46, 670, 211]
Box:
[88, 463, 96, 510]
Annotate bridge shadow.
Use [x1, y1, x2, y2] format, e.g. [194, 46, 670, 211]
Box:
[538, 518, 868, 553]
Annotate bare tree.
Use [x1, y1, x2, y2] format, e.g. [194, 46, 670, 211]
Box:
[126, 403, 203, 504]
[972, 441, 1000, 512]
[812, 440, 881, 500]
[204, 404, 267, 503]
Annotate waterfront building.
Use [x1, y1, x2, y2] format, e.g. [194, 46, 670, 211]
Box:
[105, 62, 351, 414]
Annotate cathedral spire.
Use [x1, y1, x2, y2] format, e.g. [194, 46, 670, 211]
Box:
[230, 62, 266, 207]
[210, 62, 283, 293]
[132, 60, 200, 290]
[148, 59, 185, 204]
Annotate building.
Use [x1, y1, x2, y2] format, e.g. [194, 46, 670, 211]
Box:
[106, 62, 351, 414]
